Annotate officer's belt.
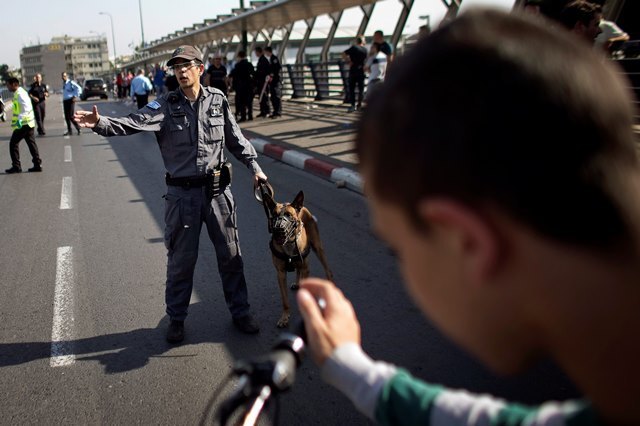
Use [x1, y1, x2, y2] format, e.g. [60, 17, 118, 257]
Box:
[165, 172, 219, 188]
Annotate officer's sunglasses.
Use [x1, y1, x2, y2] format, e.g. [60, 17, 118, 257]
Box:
[171, 60, 200, 72]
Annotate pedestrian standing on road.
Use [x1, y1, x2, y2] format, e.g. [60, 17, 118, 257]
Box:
[130, 69, 153, 109]
[229, 50, 255, 123]
[74, 45, 268, 343]
[298, 8, 640, 425]
[264, 46, 282, 119]
[4, 77, 42, 174]
[116, 72, 124, 99]
[254, 46, 271, 118]
[205, 55, 229, 96]
[153, 63, 166, 97]
[28, 73, 49, 136]
[61, 72, 82, 136]
[343, 36, 368, 113]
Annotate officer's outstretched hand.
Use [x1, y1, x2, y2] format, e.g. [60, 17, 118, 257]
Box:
[74, 105, 100, 128]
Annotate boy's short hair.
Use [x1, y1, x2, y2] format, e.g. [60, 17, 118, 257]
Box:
[558, 0, 600, 29]
[357, 9, 636, 251]
[6, 77, 19, 85]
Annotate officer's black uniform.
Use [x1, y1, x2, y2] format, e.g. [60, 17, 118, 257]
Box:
[29, 81, 48, 135]
[344, 44, 368, 110]
[230, 58, 255, 122]
[267, 52, 282, 117]
[255, 54, 271, 116]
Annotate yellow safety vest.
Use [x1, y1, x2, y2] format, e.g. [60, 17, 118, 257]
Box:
[12, 87, 36, 130]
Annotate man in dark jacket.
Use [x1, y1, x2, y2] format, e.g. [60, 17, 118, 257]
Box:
[254, 46, 270, 117]
[264, 46, 282, 118]
[230, 50, 255, 122]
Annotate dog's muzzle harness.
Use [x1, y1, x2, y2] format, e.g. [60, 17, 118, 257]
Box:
[256, 180, 310, 272]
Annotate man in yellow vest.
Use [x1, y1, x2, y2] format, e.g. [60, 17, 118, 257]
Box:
[5, 77, 42, 174]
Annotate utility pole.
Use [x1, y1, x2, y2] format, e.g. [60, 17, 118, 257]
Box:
[241, 0, 248, 52]
[139, 0, 146, 48]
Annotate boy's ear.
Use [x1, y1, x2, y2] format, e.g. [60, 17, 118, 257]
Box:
[419, 199, 500, 286]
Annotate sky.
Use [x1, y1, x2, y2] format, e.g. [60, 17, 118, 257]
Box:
[1, 0, 515, 69]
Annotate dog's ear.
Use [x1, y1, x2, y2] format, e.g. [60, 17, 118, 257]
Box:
[263, 192, 277, 213]
[291, 191, 304, 211]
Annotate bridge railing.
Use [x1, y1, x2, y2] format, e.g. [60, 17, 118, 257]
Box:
[283, 60, 366, 103]
[614, 56, 640, 123]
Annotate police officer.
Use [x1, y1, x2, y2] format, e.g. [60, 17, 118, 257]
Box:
[74, 45, 268, 343]
[229, 50, 255, 122]
[264, 46, 282, 119]
[28, 73, 49, 135]
[61, 72, 82, 135]
[254, 46, 271, 118]
[5, 77, 42, 173]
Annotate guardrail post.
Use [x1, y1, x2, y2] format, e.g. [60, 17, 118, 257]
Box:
[337, 60, 349, 103]
[309, 62, 328, 100]
[286, 63, 306, 98]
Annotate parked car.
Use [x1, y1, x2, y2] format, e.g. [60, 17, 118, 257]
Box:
[80, 79, 108, 100]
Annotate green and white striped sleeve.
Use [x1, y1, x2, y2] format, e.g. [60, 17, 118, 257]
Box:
[321, 343, 600, 426]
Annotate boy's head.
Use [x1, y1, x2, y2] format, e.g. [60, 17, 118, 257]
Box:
[357, 8, 637, 373]
[559, 0, 602, 42]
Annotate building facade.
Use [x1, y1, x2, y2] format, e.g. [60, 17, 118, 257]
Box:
[20, 43, 66, 89]
[20, 35, 111, 91]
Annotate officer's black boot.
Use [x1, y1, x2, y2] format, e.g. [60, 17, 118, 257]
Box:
[166, 320, 184, 343]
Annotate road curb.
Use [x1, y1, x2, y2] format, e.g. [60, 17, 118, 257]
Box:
[249, 137, 363, 194]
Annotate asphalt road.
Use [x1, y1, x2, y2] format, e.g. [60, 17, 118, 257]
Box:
[0, 96, 578, 425]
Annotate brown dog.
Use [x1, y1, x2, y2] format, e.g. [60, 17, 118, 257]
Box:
[263, 190, 333, 328]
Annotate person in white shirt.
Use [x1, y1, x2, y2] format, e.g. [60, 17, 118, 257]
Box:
[594, 19, 629, 55]
[364, 43, 388, 99]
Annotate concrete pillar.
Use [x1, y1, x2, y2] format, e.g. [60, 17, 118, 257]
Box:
[279, 23, 294, 65]
[357, 3, 376, 37]
[321, 11, 343, 63]
[391, 0, 415, 49]
[296, 17, 316, 64]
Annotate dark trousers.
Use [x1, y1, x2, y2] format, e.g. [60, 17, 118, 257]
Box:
[348, 69, 365, 108]
[270, 80, 282, 115]
[9, 125, 41, 169]
[135, 93, 149, 109]
[63, 99, 79, 132]
[164, 186, 250, 321]
[33, 101, 46, 134]
[235, 87, 253, 120]
[257, 79, 270, 115]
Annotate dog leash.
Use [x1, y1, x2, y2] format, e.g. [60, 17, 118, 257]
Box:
[255, 179, 275, 234]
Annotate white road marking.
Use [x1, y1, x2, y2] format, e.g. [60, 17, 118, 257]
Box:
[63, 136, 70, 140]
[50, 246, 75, 367]
[64, 146, 72, 162]
[60, 177, 73, 209]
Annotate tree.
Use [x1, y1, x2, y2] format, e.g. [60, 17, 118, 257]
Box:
[0, 64, 12, 85]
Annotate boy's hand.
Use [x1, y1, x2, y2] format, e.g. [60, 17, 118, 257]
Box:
[74, 105, 100, 128]
[297, 278, 361, 366]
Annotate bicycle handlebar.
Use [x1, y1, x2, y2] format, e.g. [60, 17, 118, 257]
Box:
[215, 332, 305, 426]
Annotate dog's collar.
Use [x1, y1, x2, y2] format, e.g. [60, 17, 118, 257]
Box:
[270, 239, 310, 265]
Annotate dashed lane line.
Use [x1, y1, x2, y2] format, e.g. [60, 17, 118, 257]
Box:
[50, 246, 75, 367]
[60, 177, 73, 210]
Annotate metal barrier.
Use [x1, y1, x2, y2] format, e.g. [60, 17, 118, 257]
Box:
[614, 58, 640, 123]
[1, 87, 11, 103]
[284, 60, 366, 102]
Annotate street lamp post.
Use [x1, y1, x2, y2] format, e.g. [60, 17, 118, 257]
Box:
[99, 12, 117, 68]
